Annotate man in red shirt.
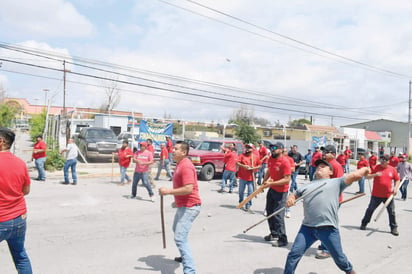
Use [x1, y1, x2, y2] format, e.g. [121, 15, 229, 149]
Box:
[117, 140, 133, 185]
[389, 152, 400, 168]
[257, 141, 269, 185]
[159, 141, 201, 273]
[262, 142, 291, 248]
[309, 147, 322, 181]
[146, 139, 156, 188]
[343, 146, 353, 173]
[32, 135, 47, 181]
[356, 153, 369, 194]
[361, 154, 401, 236]
[368, 151, 378, 170]
[155, 143, 173, 181]
[130, 142, 155, 201]
[336, 152, 346, 172]
[218, 143, 237, 193]
[0, 128, 32, 273]
[237, 144, 261, 212]
[166, 136, 174, 162]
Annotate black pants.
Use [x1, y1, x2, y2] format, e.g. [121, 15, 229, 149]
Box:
[266, 188, 288, 243]
[361, 196, 397, 229]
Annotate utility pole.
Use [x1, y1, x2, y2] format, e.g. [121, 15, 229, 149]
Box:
[408, 80, 411, 155]
[62, 60, 70, 145]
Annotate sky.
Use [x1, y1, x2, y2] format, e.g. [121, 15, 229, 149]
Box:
[1, 0, 412, 127]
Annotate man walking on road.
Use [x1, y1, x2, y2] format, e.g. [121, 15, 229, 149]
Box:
[130, 141, 155, 202]
[288, 145, 304, 192]
[360, 154, 401, 236]
[397, 154, 412, 200]
[155, 143, 173, 181]
[355, 153, 369, 194]
[117, 140, 133, 185]
[60, 138, 78, 185]
[0, 128, 33, 274]
[218, 143, 237, 193]
[32, 135, 47, 181]
[257, 141, 269, 185]
[283, 159, 369, 274]
[159, 141, 201, 274]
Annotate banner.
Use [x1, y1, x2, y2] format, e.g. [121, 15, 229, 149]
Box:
[138, 120, 173, 149]
[311, 136, 327, 150]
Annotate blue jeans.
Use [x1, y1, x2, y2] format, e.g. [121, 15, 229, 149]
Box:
[400, 179, 409, 199]
[155, 159, 173, 179]
[63, 158, 77, 183]
[357, 176, 365, 193]
[361, 196, 397, 229]
[119, 166, 131, 183]
[290, 169, 299, 192]
[266, 188, 288, 243]
[284, 225, 353, 274]
[221, 170, 235, 191]
[35, 157, 46, 180]
[309, 166, 316, 181]
[0, 215, 32, 274]
[173, 205, 201, 274]
[257, 163, 267, 185]
[132, 172, 154, 197]
[345, 162, 350, 173]
[238, 179, 253, 208]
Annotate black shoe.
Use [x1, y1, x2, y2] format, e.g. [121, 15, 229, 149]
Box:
[360, 225, 366, 230]
[154, 178, 159, 181]
[174, 257, 182, 263]
[228, 190, 233, 193]
[61, 181, 70, 185]
[391, 228, 399, 236]
[71, 182, 77, 185]
[264, 234, 277, 241]
[169, 178, 172, 181]
[217, 189, 225, 193]
[272, 240, 288, 247]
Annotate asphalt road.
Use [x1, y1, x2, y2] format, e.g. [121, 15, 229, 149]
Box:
[1, 131, 411, 273]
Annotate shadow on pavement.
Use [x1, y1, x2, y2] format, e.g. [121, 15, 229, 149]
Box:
[136, 255, 179, 274]
[341, 224, 389, 236]
[254, 267, 284, 274]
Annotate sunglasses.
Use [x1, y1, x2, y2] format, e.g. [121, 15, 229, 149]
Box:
[270, 146, 278, 150]
[323, 150, 333, 154]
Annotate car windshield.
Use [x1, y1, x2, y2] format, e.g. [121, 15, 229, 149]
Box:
[196, 141, 222, 152]
[87, 129, 116, 139]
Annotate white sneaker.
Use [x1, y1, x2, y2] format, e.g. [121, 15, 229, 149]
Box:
[150, 195, 156, 203]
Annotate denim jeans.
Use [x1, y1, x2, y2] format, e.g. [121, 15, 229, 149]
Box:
[265, 188, 288, 243]
[400, 179, 409, 199]
[0, 215, 32, 274]
[290, 169, 299, 192]
[309, 166, 316, 181]
[357, 176, 365, 193]
[35, 157, 46, 180]
[257, 163, 267, 185]
[155, 159, 173, 179]
[221, 170, 235, 191]
[284, 225, 353, 274]
[63, 158, 77, 183]
[345, 162, 350, 173]
[238, 179, 253, 208]
[132, 172, 154, 197]
[119, 166, 131, 183]
[361, 196, 397, 229]
[173, 205, 201, 274]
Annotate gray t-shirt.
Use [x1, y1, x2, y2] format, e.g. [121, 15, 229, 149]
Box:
[66, 143, 78, 160]
[295, 177, 347, 228]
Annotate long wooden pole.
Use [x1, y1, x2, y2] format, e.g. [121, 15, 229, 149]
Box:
[374, 178, 406, 222]
[339, 192, 365, 205]
[160, 195, 166, 249]
[236, 183, 266, 209]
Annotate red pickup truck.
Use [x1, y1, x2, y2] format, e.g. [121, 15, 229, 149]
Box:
[188, 140, 244, 181]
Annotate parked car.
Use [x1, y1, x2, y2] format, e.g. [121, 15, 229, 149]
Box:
[188, 140, 243, 181]
[76, 127, 118, 162]
[117, 131, 139, 151]
[262, 140, 274, 149]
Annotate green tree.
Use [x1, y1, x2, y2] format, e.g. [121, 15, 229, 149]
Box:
[0, 103, 18, 127]
[29, 110, 46, 140]
[288, 118, 312, 127]
[233, 120, 260, 144]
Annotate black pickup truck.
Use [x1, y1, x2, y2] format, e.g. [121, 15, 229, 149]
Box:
[76, 127, 119, 162]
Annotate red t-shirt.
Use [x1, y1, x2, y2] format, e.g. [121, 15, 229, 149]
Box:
[369, 155, 378, 169]
[344, 149, 352, 160]
[328, 158, 344, 178]
[286, 155, 295, 172]
[237, 153, 261, 181]
[33, 140, 47, 159]
[311, 151, 322, 167]
[166, 139, 173, 153]
[173, 158, 202, 207]
[147, 144, 154, 156]
[357, 158, 369, 169]
[259, 146, 269, 164]
[118, 147, 133, 168]
[336, 154, 346, 165]
[267, 156, 291, 192]
[134, 150, 153, 172]
[389, 156, 400, 168]
[223, 151, 237, 172]
[160, 147, 168, 160]
[0, 152, 30, 222]
[371, 165, 400, 198]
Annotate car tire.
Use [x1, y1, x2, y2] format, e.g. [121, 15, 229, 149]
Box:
[200, 164, 215, 181]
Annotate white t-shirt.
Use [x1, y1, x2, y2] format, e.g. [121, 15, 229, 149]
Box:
[66, 143, 78, 160]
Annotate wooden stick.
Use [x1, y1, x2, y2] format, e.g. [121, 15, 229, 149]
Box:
[374, 177, 406, 222]
[339, 193, 365, 205]
[243, 182, 326, 233]
[160, 195, 166, 249]
[236, 183, 266, 209]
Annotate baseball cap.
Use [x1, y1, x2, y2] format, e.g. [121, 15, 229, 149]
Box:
[322, 145, 336, 154]
[314, 159, 333, 171]
[139, 141, 148, 147]
[245, 143, 254, 148]
[270, 142, 285, 150]
[380, 154, 390, 161]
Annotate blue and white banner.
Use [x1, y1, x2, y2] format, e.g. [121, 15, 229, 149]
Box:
[311, 136, 327, 151]
[138, 120, 173, 149]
